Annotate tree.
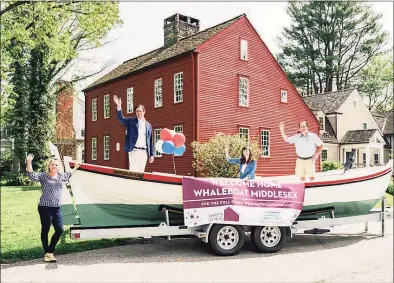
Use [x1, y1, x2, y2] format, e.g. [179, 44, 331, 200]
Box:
[1, 1, 122, 171]
[277, 1, 389, 95]
[191, 133, 261, 178]
[357, 52, 393, 112]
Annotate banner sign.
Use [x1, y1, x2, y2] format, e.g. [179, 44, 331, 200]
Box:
[182, 177, 305, 227]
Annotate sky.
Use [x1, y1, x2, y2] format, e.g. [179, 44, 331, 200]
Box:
[73, 1, 394, 96]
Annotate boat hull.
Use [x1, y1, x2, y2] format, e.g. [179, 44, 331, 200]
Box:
[63, 161, 392, 228]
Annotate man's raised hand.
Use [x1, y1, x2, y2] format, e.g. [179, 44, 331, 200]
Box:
[113, 95, 122, 108]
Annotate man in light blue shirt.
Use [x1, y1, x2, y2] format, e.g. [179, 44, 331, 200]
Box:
[279, 121, 323, 181]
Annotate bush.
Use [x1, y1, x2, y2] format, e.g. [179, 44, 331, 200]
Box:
[321, 161, 344, 172]
[0, 149, 14, 173]
[387, 178, 393, 196]
[191, 133, 260, 178]
[0, 172, 39, 186]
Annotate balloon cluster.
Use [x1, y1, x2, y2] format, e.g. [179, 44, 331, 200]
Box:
[155, 128, 186, 155]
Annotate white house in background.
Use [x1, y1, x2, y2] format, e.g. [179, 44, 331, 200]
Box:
[303, 89, 386, 167]
[373, 110, 394, 163]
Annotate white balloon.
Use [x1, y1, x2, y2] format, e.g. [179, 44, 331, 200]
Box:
[169, 130, 176, 137]
[155, 139, 164, 153]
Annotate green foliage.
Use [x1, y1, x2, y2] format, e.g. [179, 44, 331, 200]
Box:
[277, 1, 389, 95]
[1, 1, 122, 171]
[0, 172, 39, 186]
[386, 178, 393, 196]
[358, 53, 394, 112]
[0, 149, 13, 172]
[322, 161, 344, 172]
[191, 133, 260, 178]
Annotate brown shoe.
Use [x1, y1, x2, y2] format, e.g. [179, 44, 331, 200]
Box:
[44, 253, 57, 262]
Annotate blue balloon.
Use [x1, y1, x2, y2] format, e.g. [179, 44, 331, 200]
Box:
[173, 145, 186, 155]
[162, 141, 175, 154]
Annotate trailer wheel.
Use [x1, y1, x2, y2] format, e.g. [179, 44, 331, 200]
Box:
[208, 224, 245, 256]
[251, 226, 287, 253]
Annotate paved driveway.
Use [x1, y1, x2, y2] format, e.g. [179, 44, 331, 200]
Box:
[2, 220, 393, 283]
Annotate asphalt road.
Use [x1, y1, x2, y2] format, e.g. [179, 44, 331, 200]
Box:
[2, 220, 393, 283]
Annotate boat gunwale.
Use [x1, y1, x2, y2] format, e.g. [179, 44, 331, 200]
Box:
[68, 162, 392, 188]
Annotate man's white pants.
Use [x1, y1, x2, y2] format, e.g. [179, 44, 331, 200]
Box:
[128, 149, 148, 172]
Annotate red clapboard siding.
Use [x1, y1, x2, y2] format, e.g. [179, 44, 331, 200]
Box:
[196, 17, 321, 176]
[84, 53, 195, 176]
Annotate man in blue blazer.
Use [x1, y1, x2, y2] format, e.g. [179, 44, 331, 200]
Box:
[113, 95, 154, 172]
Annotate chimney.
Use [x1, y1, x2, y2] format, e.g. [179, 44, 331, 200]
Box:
[164, 13, 200, 47]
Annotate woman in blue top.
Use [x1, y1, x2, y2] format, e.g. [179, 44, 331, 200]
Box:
[26, 153, 80, 262]
[225, 146, 257, 179]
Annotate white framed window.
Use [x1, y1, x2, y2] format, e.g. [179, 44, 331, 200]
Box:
[104, 135, 110, 160]
[92, 98, 97, 121]
[319, 116, 325, 131]
[174, 125, 183, 133]
[374, 153, 379, 164]
[174, 72, 183, 103]
[353, 99, 357, 108]
[322, 149, 328, 161]
[104, 94, 110, 119]
[127, 87, 134, 113]
[239, 77, 249, 106]
[154, 128, 162, 157]
[280, 89, 288, 103]
[363, 122, 367, 129]
[261, 130, 270, 157]
[239, 127, 249, 142]
[240, 39, 248, 60]
[91, 137, 97, 160]
[155, 78, 163, 108]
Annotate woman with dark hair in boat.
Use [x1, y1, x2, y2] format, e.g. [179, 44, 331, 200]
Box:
[225, 145, 257, 180]
[26, 153, 80, 263]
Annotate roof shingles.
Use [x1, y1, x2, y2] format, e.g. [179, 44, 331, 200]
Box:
[86, 15, 244, 91]
[302, 89, 354, 113]
[340, 129, 378, 144]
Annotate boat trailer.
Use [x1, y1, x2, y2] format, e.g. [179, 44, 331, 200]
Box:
[69, 196, 393, 256]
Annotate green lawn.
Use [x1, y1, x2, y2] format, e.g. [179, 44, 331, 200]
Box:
[0, 186, 131, 264]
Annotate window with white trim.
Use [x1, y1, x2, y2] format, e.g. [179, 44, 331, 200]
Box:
[374, 153, 379, 165]
[261, 130, 270, 157]
[104, 94, 110, 119]
[240, 39, 248, 60]
[127, 87, 134, 113]
[174, 125, 183, 133]
[91, 137, 97, 160]
[280, 90, 287, 103]
[319, 116, 324, 131]
[104, 135, 110, 160]
[154, 78, 163, 108]
[239, 127, 249, 142]
[92, 98, 97, 121]
[322, 149, 328, 161]
[174, 72, 183, 103]
[363, 122, 367, 130]
[154, 128, 162, 157]
[239, 77, 249, 106]
[353, 99, 357, 108]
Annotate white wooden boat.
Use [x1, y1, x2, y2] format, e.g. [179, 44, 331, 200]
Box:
[61, 157, 393, 228]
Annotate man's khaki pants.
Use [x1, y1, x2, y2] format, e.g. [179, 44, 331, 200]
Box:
[295, 158, 315, 178]
[128, 149, 148, 172]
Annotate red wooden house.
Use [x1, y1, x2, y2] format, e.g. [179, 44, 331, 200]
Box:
[83, 13, 320, 177]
